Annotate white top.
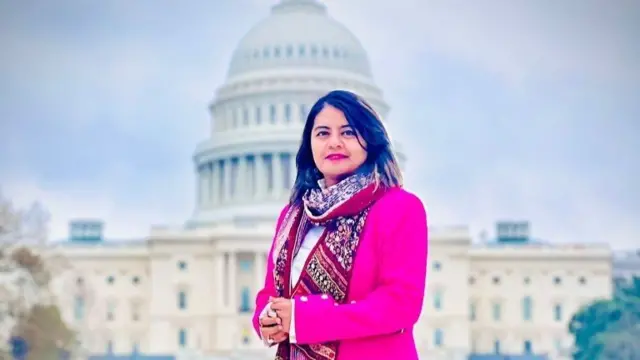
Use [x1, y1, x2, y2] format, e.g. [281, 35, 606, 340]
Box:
[290, 225, 325, 286]
[260, 180, 329, 345]
[260, 225, 324, 345]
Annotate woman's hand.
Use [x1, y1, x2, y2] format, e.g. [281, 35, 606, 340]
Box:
[260, 314, 287, 344]
[270, 297, 292, 334]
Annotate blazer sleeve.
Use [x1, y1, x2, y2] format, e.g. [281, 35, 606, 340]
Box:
[251, 205, 290, 338]
[292, 194, 428, 344]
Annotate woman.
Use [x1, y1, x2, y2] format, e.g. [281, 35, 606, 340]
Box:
[252, 90, 428, 360]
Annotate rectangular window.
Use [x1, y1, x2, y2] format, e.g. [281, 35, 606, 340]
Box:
[178, 291, 187, 310]
[469, 303, 476, 321]
[106, 300, 115, 321]
[433, 290, 442, 310]
[240, 286, 252, 313]
[554, 304, 562, 321]
[131, 301, 141, 321]
[434, 329, 443, 347]
[522, 296, 532, 321]
[492, 302, 501, 321]
[74, 295, 84, 320]
[239, 259, 252, 272]
[179, 329, 187, 347]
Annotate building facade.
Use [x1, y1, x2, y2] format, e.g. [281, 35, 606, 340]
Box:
[45, 1, 614, 360]
[612, 249, 640, 294]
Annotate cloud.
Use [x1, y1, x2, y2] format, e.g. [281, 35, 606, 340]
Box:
[420, 161, 640, 249]
[313, 0, 639, 249]
[328, 0, 639, 89]
[3, 180, 191, 241]
[0, 0, 637, 251]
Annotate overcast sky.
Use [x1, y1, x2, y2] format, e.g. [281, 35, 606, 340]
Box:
[0, 0, 638, 249]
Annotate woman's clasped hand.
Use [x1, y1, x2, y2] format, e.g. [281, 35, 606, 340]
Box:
[260, 297, 293, 344]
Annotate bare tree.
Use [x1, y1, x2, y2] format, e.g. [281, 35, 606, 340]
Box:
[0, 190, 76, 360]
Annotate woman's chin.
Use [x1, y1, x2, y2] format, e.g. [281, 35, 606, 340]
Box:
[321, 170, 356, 183]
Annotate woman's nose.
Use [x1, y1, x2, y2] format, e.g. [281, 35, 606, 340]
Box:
[327, 134, 343, 148]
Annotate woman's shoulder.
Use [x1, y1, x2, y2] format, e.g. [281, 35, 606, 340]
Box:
[276, 203, 292, 227]
[367, 186, 427, 230]
[367, 186, 428, 242]
[373, 186, 426, 215]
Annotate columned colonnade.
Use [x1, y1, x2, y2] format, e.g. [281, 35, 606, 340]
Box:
[213, 250, 267, 312]
[197, 151, 297, 206]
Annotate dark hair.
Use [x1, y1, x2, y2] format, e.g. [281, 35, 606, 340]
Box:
[289, 89, 403, 204]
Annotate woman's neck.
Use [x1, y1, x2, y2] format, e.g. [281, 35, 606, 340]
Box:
[323, 173, 352, 188]
[324, 177, 338, 187]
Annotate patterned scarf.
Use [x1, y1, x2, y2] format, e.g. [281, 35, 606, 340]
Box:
[272, 171, 386, 360]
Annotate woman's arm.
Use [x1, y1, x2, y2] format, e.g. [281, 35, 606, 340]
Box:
[291, 193, 428, 344]
[251, 205, 290, 337]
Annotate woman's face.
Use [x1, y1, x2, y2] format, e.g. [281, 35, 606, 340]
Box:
[310, 104, 367, 187]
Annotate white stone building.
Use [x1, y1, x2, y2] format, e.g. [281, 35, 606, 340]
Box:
[44, 1, 613, 360]
[612, 249, 640, 291]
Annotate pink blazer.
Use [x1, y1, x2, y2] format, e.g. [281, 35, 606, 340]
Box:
[252, 187, 429, 360]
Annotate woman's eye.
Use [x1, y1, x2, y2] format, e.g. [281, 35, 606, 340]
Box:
[343, 129, 356, 136]
[316, 131, 329, 137]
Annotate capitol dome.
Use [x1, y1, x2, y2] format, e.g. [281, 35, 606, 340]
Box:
[227, 0, 372, 78]
[186, 0, 403, 228]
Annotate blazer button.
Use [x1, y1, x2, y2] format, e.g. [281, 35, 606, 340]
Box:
[299, 296, 308, 302]
[350, 300, 356, 304]
[321, 294, 329, 300]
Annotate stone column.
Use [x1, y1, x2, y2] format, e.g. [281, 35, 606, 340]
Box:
[208, 162, 215, 206]
[200, 163, 211, 208]
[210, 160, 219, 206]
[273, 153, 283, 199]
[255, 153, 266, 200]
[214, 252, 225, 311]
[227, 251, 237, 312]
[196, 164, 203, 208]
[248, 156, 255, 199]
[237, 155, 247, 202]
[254, 251, 265, 292]
[223, 159, 232, 204]
[289, 152, 297, 189]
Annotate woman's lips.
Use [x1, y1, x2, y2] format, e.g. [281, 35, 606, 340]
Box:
[326, 154, 348, 161]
